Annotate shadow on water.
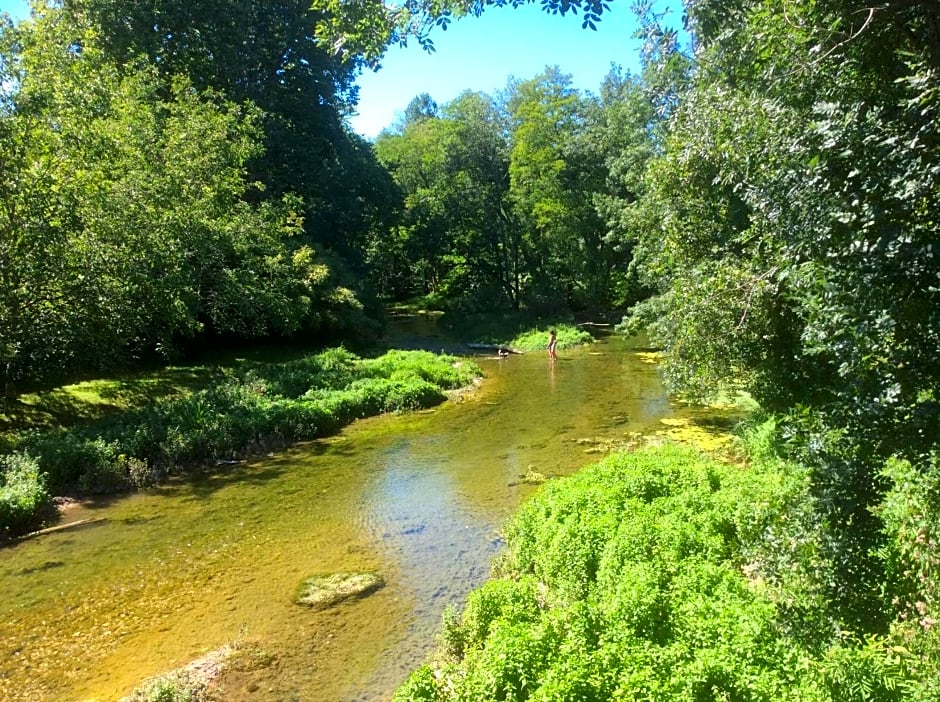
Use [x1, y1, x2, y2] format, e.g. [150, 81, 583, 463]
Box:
[0, 317, 714, 702]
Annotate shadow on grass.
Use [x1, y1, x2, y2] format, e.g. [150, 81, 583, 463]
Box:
[1, 366, 229, 436]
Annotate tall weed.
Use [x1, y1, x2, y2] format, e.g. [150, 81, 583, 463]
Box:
[0, 452, 49, 536]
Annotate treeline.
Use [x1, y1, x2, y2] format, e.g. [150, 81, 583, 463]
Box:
[0, 0, 395, 390]
[370, 67, 655, 313]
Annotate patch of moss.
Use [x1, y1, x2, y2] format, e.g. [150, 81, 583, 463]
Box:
[295, 572, 385, 610]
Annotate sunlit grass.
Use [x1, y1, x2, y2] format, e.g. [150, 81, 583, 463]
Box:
[438, 310, 596, 351]
[506, 324, 593, 352]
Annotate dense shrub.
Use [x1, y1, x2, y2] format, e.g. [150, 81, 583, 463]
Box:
[0, 452, 49, 536]
[507, 324, 593, 352]
[1, 349, 479, 537]
[395, 444, 912, 701]
[120, 669, 208, 702]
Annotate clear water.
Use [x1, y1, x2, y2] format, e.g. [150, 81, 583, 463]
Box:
[0, 327, 681, 701]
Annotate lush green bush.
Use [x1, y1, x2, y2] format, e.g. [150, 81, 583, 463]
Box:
[876, 452, 940, 701]
[241, 346, 359, 398]
[2, 349, 479, 536]
[507, 324, 593, 352]
[439, 312, 595, 352]
[395, 443, 912, 701]
[0, 452, 49, 537]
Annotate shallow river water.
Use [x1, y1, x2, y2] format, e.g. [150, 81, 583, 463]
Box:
[0, 323, 693, 701]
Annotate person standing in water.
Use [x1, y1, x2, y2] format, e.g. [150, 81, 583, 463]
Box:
[547, 329, 557, 362]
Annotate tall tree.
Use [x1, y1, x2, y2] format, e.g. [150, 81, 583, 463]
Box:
[0, 6, 368, 387]
[506, 67, 601, 307]
[66, 0, 393, 268]
[626, 0, 940, 630]
[588, 67, 657, 307]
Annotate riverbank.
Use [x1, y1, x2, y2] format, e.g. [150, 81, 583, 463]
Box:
[1, 309, 599, 539]
[1, 328, 689, 701]
[0, 348, 481, 539]
[393, 423, 935, 701]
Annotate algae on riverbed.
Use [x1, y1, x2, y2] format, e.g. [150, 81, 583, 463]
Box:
[295, 572, 385, 610]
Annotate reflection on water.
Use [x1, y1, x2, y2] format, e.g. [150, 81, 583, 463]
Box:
[0, 329, 680, 701]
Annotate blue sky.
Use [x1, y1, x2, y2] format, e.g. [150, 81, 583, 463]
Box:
[350, 2, 650, 137]
[0, 0, 667, 138]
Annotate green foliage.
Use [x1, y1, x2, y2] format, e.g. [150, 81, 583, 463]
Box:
[374, 64, 656, 313]
[622, 0, 940, 447]
[878, 454, 940, 637]
[1, 349, 479, 536]
[505, 324, 592, 352]
[0, 452, 48, 536]
[242, 347, 360, 398]
[397, 444, 919, 701]
[393, 665, 440, 702]
[374, 90, 521, 310]
[121, 669, 208, 702]
[620, 0, 940, 669]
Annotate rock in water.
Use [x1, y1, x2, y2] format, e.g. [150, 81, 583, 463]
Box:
[295, 572, 385, 610]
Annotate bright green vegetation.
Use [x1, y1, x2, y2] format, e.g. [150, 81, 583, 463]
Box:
[0, 348, 479, 537]
[0, 452, 49, 536]
[396, 437, 936, 701]
[437, 312, 594, 352]
[505, 325, 593, 352]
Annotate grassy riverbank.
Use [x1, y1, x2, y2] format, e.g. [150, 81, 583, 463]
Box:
[0, 348, 480, 538]
[434, 309, 595, 352]
[394, 427, 936, 701]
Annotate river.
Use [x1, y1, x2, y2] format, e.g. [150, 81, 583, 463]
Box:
[0, 322, 695, 701]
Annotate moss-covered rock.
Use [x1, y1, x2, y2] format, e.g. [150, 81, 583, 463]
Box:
[295, 572, 385, 610]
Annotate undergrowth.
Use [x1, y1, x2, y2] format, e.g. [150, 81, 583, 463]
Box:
[0, 348, 479, 537]
[395, 440, 921, 701]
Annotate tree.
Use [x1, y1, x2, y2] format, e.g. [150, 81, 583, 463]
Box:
[64, 0, 390, 264]
[401, 92, 439, 129]
[0, 7, 370, 388]
[624, 0, 940, 628]
[506, 67, 602, 308]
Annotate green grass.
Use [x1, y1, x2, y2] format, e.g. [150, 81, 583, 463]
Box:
[439, 311, 594, 351]
[0, 348, 480, 538]
[0, 341, 353, 440]
[2, 365, 245, 439]
[505, 324, 593, 352]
